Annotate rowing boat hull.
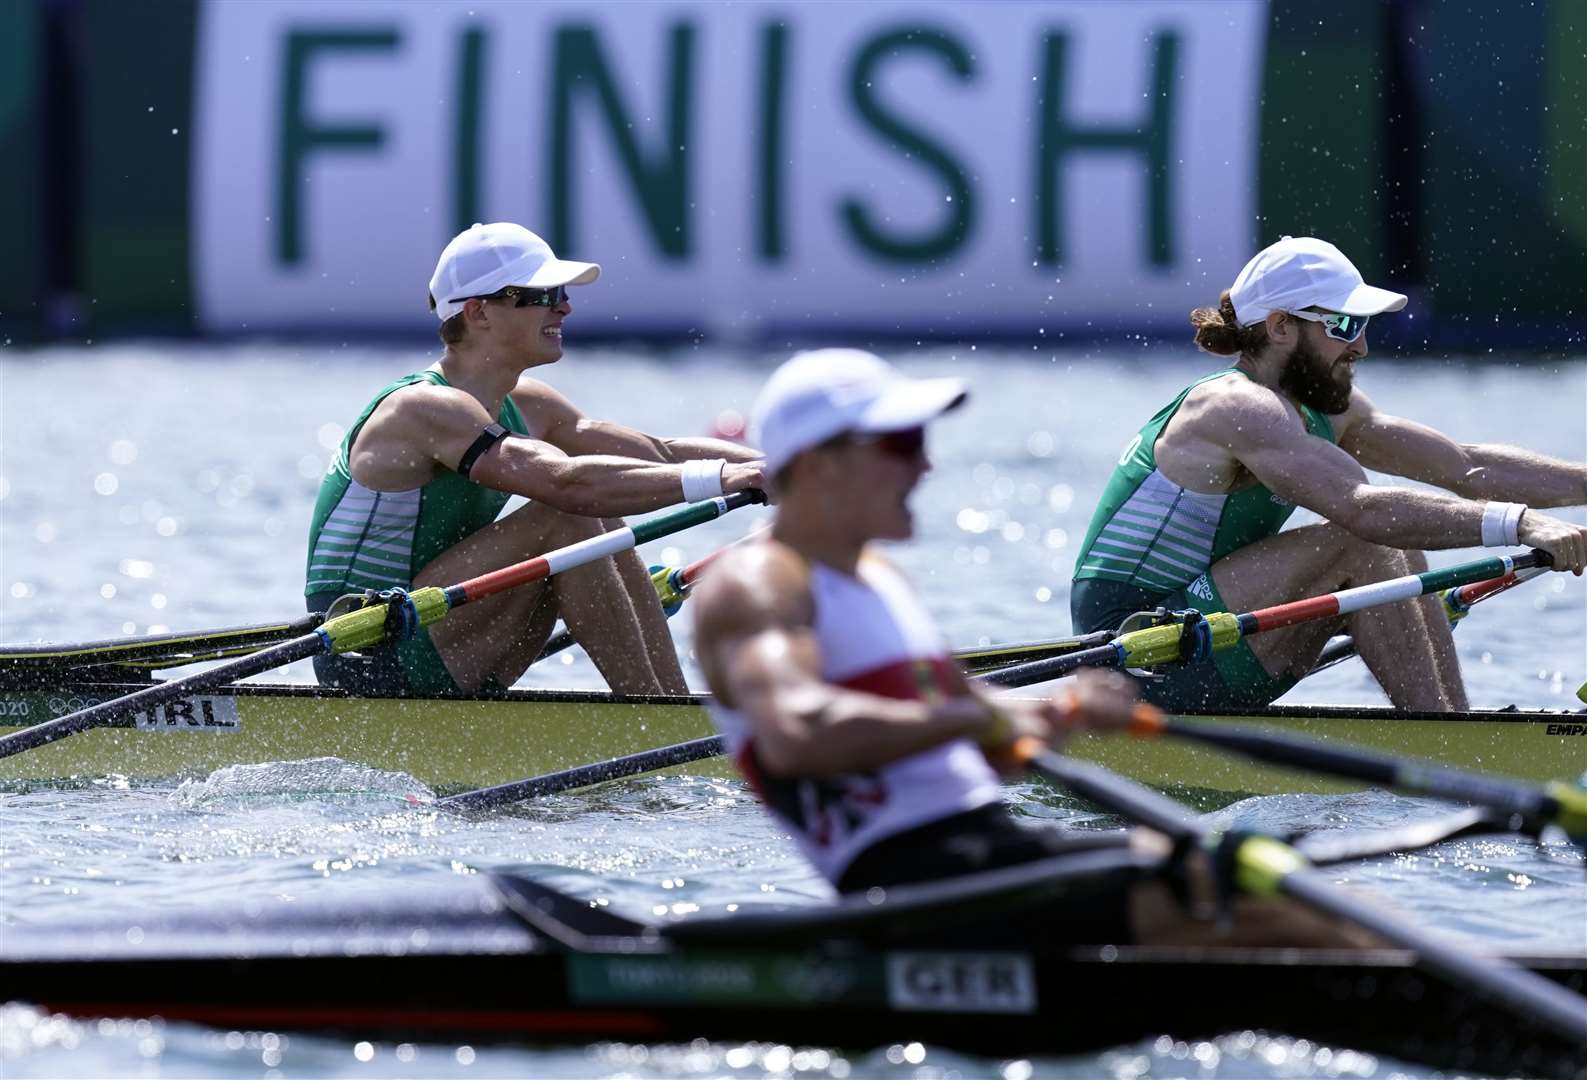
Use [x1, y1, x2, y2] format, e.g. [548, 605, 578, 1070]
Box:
[1, 681, 1582, 798]
[4, 868, 1583, 1076]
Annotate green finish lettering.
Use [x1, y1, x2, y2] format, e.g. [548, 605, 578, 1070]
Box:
[549, 24, 695, 258]
[277, 30, 400, 266]
[453, 27, 486, 233]
[1035, 32, 1178, 267]
[842, 29, 976, 263]
[756, 21, 789, 261]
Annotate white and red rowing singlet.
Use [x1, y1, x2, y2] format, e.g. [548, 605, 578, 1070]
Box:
[708, 554, 1003, 883]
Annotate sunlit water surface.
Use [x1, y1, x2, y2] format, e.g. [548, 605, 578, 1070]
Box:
[2, 343, 1585, 1078]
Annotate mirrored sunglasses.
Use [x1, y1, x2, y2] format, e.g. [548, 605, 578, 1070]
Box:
[449, 284, 568, 309]
[493, 284, 568, 308]
[1288, 309, 1370, 343]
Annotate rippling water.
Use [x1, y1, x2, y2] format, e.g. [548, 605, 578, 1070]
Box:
[2, 344, 1585, 1077]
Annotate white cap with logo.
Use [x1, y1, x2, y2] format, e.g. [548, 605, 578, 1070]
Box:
[1230, 236, 1407, 327]
[750, 349, 968, 475]
[429, 223, 600, 321]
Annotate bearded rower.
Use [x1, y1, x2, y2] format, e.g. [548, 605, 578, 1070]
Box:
[1071, 236, 1587, 712]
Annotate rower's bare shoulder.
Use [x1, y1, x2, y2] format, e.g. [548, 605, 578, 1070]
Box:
[369, 380, 488, 434]
[509, 377, 581, 426]
[1178, 375, 1297, 448]
[692, 542, 812, 635]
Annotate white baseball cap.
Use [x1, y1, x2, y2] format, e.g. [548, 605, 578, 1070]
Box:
[750, 349, 968, 475]
[428, 223, 600, 321]
[1230, 236, 1406, 326]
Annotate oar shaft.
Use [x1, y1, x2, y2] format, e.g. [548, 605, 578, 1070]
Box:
[1280, 868, 1587, 1042]
[1127, 715, 1587, 837]
[1241, 551, 1544, 634]
[1023, 743, 1587, 1047]
[985, 550, 1550, 689]
[1024, 743, 1196, 839]
[0, 635, 324, 757]
[0, 493, 764, 764]
[440, 735, 726, 812]
[449, 494, 758, 608]
[0, 615, 324, 670]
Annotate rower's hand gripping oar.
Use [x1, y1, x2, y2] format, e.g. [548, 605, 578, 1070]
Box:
[0, 491, 765, 761]
[984, 549, 1555, 689]
[1010, 734, 1587, 1049]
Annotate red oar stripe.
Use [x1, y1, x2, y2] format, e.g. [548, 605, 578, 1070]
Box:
[1245, 594, 1342, 633]
[457, 556, 553, 603]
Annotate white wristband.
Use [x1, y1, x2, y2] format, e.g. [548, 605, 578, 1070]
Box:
[1480, 501, 1525, 547]
[680, 458, 726, 502]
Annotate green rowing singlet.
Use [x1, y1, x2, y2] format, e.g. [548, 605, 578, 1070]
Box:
[1072, 368, 1336, 604]
[304, 371, 529, 601]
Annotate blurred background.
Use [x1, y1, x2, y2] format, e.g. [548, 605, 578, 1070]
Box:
[2, 0, 1584, 349]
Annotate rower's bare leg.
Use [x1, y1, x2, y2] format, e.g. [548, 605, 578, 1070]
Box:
[545, 559, 674, 695]
[414, 502, 670, 695]
[1209, 523, 1464, 711]
[602, 520, 689, 694]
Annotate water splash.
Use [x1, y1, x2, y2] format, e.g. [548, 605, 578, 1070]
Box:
[171, 757, 432, 808]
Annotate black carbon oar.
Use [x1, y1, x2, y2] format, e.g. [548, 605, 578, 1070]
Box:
[0, 615, 325, 675]
[1017, 739, 1587, 1048]
[0, 493, 763, 761]
[436, 736, 727, 813]
[1127, 711, 1587, 841]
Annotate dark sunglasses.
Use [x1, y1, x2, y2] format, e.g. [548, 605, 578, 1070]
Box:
[1289, 309, 1369, 343]
[837, 426, 927, 459]
[455, 284, 568, 309]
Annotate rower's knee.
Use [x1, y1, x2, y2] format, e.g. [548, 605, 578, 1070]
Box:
[1322, 526, 1417, 581]
[507, 497, 606, 542]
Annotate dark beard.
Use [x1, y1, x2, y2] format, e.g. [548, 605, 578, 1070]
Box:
[1278, 336, 1353, 414]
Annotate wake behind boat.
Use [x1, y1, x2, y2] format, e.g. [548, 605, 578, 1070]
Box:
[4, 860, 1583, 1078]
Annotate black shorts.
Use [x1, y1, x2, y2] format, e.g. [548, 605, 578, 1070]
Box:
[836, 805, 1137, 944]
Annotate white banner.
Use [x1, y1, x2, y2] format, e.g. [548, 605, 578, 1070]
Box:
[193, 0, 1266, 336]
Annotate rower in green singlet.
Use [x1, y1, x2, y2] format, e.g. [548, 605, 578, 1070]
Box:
[303, 222, 766, 697]
[1072, 368, 1336, 708]
[1070, 236, 1587, 713]
[305, 371, 531, 693]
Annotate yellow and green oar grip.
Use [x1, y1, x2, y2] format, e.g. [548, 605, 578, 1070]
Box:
[1545, 782, 1587, 838]
[1115, 611, 1240, 668]
[650, 564, 688, 611]
[317, 587, 451, 654]
[1232, 835, 1308, 897]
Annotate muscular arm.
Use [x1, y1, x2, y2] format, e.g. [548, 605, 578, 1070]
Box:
[691, 545, 1001, 777]
[351, 382, 749, 517]
[1338, 398, 1587, 506]
[1214, 385, 1491, 549]
[514, 379, 762, 464]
